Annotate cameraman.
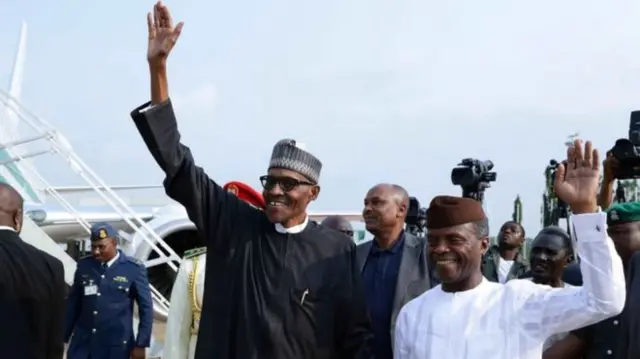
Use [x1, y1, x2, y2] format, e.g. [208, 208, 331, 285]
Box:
[597, 152, 619, 210]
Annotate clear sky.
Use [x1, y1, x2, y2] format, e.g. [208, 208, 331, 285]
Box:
[1, 0, 639, 235]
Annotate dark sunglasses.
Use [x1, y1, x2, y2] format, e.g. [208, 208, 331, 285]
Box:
[259, 175, 315, 192]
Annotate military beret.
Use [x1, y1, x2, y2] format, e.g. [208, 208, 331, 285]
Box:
[426, 195, 486, 229]
[223, 181, 266, 209]
[606, 202, 640, 225]
[90, 222, 118, 241]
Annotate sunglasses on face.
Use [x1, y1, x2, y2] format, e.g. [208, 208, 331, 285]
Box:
[259, 175, 315, 192]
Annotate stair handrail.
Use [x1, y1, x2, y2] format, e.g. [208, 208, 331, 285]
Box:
[1, 136, 176, 311]
[2, 147, 93, 233]
[0, 89, 181, 309]
[0, 88, 182, 271]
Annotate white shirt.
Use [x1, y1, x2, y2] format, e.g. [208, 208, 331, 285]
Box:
[394, 212, 626, 359]
[164, 252, 206, 359]
[274, 216, 309, 234]
[498, 258, 514, 283]
[104, 251, 120, 268]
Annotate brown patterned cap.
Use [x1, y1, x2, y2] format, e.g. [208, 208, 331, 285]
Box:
[426, 195, 486, 229]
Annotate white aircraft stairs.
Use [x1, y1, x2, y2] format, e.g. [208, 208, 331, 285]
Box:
[0, 90, 176, 358]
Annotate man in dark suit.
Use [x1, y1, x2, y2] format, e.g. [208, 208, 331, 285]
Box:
[64, 223, 153, 359]
[562, 262, 582, 286]
[620, 250, 640, 359]
[356, 183, 433, 359]
[0, 182, 66, 359]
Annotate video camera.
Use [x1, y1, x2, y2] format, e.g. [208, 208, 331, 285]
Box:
[542, 159, 573, 235]
[405, 196, 427, 236]
[544, 159, 569, 220]
[451, 158, 497, 202]
[609, 110, 640, 179]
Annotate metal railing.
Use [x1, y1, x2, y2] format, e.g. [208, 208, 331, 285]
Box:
[0, 88, 179, 313]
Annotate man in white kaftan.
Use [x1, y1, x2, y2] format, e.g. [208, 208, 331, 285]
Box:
[162, 181, 266, 359]
[163, 247, 206, 359]
[394, 139, 626, 359]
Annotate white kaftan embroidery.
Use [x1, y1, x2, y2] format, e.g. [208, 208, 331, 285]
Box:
[524, 278, 576, 351]
[394, 212, 626, 359]
[164, 253, 206, 359]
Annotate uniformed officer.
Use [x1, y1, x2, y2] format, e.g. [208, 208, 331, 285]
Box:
[64, 223, 154, 359]
[163, 181, 265, 359]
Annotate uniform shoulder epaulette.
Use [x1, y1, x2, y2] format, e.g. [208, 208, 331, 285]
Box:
[184, 247, 206, 259]
[124, 255, 144, 266]
[78, 254, 93, 262]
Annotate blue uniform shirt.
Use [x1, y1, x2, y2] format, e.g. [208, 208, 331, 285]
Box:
[64, 250, 153, 359]
[362, 233, 405, 359]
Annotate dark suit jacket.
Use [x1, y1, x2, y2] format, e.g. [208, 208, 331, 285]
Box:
[564, 255, 640, 359]
[0, 228, 66, 359]
[619, 251, 640, 359]
[562, 262, 583, 286]
[356, 233, 432, 347]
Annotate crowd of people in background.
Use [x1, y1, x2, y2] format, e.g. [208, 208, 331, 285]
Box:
[1, 1, 640, 359]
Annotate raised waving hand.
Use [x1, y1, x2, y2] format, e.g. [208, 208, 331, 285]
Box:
[554, 139, 600, 214]
[147, 1, 184, 66]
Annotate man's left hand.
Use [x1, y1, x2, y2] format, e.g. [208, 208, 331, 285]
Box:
[554, 139, 600, 214]
[131, 347, 146, 359]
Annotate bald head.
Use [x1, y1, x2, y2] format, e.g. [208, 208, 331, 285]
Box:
[0, 183, 23, 232]
[363, 183, 409, 237]
[321, 215, 354, 234]
[390, 184, 409, 209]
[0, 183, 23, 212]
[368, 183, 409, 213]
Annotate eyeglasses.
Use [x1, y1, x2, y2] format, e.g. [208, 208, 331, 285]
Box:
[259, 175, 315, 192]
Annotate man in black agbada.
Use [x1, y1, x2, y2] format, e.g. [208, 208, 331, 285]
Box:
[130, 3, 373, 359]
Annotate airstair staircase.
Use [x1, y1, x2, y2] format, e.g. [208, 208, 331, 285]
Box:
[0, 88, 175, 358]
